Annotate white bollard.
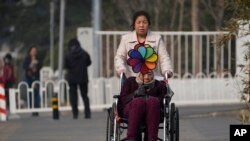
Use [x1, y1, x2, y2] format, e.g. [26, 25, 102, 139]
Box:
[0, 84, 7, 121]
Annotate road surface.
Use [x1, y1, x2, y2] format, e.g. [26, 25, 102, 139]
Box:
[0, 103, 244, 141]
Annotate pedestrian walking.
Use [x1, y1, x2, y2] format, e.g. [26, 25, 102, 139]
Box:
[65, 38, 92, 119]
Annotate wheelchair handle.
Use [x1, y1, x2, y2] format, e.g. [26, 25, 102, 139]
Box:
[119, 73, 124, 91]
[113, 95, 120, 99]
[120, 72, 124, 80]
[165, 73, 169, 80]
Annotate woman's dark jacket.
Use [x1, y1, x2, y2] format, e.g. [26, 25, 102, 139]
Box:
[23, 56, 42, 81]
[65, 46, 91, 84]
[118, 77, 167, 112]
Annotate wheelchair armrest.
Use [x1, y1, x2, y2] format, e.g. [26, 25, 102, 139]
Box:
[164, 94, 172, 99]
[113, 95, 120, 99]
[164, 94, 173, 99]
[164, 94, 172, 105]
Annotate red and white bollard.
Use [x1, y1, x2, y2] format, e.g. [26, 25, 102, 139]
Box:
[0, 84, 7, 121]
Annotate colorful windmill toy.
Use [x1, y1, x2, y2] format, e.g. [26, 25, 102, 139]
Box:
[127, 43, 158, 75]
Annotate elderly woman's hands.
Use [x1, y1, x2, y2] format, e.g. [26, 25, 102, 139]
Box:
[134, 85, 146, 97]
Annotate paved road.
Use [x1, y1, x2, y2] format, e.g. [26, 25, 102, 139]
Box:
[0, 103, 244, 141]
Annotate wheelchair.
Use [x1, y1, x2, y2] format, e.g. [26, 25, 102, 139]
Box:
[106, 73, 179, 141]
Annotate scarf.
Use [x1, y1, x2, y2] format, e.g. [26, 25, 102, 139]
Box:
[136, 76, 155, 90]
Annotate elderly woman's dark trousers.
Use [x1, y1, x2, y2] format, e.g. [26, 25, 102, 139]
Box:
[123, 96, 161, 141]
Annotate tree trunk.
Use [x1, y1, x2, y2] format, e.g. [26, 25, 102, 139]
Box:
[191, 0, 200, 75]
[170, 0, 178, 30]
[178, 0, 184, 31]
[201, 0, 225, 76]
[215, 0, 224, 76]
[154, 0, 162, 30]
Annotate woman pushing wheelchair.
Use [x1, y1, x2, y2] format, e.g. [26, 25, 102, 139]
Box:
[114, 10, 173, 141]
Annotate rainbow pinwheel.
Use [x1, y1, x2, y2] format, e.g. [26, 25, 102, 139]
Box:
[127, 43, 158, 74]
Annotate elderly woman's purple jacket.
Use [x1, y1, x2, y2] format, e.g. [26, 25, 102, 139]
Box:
[118, 77, 167, 113]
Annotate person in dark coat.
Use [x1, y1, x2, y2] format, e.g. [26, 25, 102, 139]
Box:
[65, 38, 92, 119]
[118, 70, 167, 141]
[23, 46, 43, 116]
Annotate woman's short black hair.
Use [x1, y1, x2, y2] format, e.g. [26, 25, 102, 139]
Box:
[130, 10, 151, 31]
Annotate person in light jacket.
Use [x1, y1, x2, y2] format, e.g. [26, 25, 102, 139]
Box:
[114, 10, 173, 79]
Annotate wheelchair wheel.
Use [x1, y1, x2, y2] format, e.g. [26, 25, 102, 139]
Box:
[106, 103, 121, 141]
[170, 103, 179, 141]
[106, 107, 113, 141]
[174, 108, 179, 141]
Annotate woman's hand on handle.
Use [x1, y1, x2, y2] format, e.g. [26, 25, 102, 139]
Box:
[164, 72, 169, 84]
[117, 68, 125, 76]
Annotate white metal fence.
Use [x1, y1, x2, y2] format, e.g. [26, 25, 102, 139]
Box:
[93, 31, 235, 78]
[8, 73, 241, 115]
[9, 79, 70, 114]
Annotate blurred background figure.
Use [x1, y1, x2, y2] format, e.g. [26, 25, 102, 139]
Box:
[23, 46, 43, 117]
[65, 38, 92, 119]
[0, 53, 16, 111]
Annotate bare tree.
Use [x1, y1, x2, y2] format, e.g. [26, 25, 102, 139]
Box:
[201, 0, 225, 75]
[201, 0, 224, 31]
[116, 0, 153, 29]
[191, 0, 199, 31]
[221, 0, 250, 123]
[153, 0, 163, 30]
[116, 0, 165, 31]
[178, 0, 185, 31]
[170, 0, 179, 30]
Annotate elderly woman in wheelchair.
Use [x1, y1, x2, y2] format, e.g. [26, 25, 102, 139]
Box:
[106, 70, 178, 141]
[119, 70, 168, 141]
